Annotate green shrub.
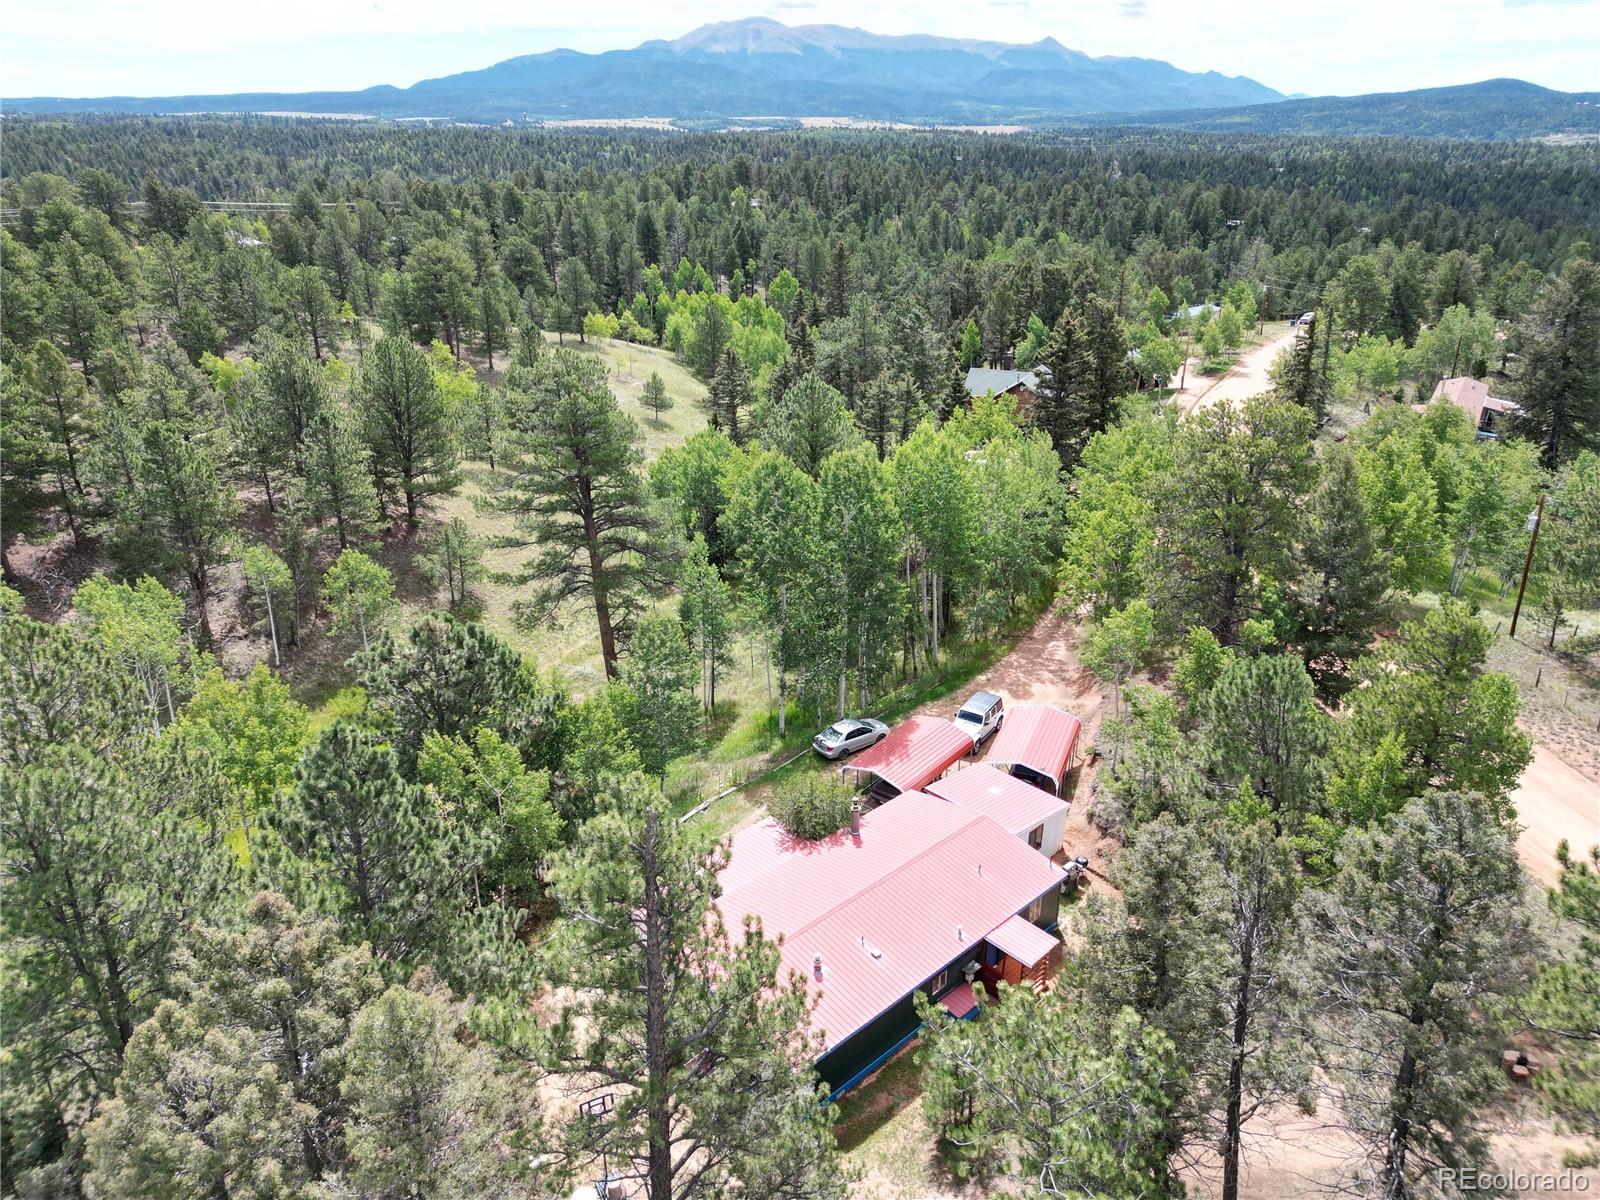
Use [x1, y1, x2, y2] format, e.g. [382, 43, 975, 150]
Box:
[770, 774, 856, 841]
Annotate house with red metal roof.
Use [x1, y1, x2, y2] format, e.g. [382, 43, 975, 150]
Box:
[926, 763, 1069, 856]
[837, 714, 974, 802]
[983, 703, 1082, 796]
[717, 791, 1065, 1097]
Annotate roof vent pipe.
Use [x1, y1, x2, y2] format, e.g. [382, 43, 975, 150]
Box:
[813, 954, 824, 980]
[957, 924, 964, 941]
[850, 803, 862, 836]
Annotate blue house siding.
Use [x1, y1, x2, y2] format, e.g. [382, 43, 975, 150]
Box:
[816, 881, 1063, 1100]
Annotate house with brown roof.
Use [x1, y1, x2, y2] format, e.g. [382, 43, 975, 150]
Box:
[1426, 376, 1521, 438]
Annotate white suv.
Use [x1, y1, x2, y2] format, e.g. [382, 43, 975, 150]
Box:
[952, 690, 1004, 749]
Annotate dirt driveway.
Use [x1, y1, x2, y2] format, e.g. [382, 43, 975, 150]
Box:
[1513, 744, 1600, 886]
[902, 606, 1120, 878]
[1175, 326, 1299, 415]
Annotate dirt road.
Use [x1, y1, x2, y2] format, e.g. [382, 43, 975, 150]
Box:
[1513, 744, 1600, 886]
[1175, 326, 1299, 415]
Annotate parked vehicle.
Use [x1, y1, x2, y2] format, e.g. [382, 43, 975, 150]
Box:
[812, 717, 889, 760]
[952, 690, 1004, 748]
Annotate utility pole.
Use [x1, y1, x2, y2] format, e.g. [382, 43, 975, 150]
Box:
[1179, 332, 1191, 390]
[1509, 493, 1545, 639]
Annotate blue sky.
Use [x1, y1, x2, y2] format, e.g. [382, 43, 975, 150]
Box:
[5, 0, 1597, 98]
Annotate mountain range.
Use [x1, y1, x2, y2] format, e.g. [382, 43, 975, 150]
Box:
[6, 17, 1597, 140]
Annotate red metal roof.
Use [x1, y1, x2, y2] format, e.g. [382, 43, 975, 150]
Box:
[924, 763, 1068, 839]
[987, 913, 1060, 968]
[717, 792, 1064, 1053]
[984, 704, 1082, 793]
[839, 715, 974, 794]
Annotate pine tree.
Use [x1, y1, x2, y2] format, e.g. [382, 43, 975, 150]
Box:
[641, 370, 673, 423]
[24, 339, 91, 500]
[1531, 843, 1600, 1139]
[257, 335, 328, 457]
[339, 981, 529, 1200]
[493, 349, 667, 677]
[1077, 815, 1232, 1188]
[1274, 311, 1331, 425]
[1203, 653, 1327, 831]
[124, 421, 240, 647]
[1032, 297, 1131, 471]
[418, 515, 485, 610]
[82, 892, 385, 1195]
[357, 611, 568, 772]
[225, 373, 292, 516]
[282, 264, 338, 360]
[1313, 791, 1532, 1196]
[1212, 804, 1312, 1200]
[273, 725, 516, 991]
[500, 775, 845, 1200]
[1294, 448, 1391, 700]
[2, 708, 234, 1183]
[1338, 601, 1532, 805]
[1508, 257, 1600, 468]
[460, 382, 506, 469]
[359, 335, 461, 530]
[1152, 394, 1315, 645]
[822, 239, 851, 320]
[302, 404, 380, 549]
[706, 346, 753, 446]
[917, 990, 1181, 1196]
[757, 372, 859, 476]
[1, 612, 150, 771]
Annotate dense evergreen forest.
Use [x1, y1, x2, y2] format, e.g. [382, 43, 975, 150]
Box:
[2, 118, 1599, 1200]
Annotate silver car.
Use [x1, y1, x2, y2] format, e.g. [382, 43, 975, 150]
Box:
[812, 718, 889, 760]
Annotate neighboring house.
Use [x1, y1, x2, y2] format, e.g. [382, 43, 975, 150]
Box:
[1426, 376, 1520, 438]
[717, 791, 1066, 1098]
[976, 703, 1083, 798]
[925, 763, 1069, 856]
[840, 715, 974, 803]
[964, 366, 1039, 413]
[1170, 302, 1221, 322]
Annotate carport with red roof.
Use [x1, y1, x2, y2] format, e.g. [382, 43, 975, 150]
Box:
[983, 703, 1082, 796]
[838, 715, 974, 800]
[925, 763, 1069, 854]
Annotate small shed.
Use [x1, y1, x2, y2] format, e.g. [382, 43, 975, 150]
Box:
[840, 716, 974, 802]
[983, 704, 1082, 796]
[983, 914, 1061, 988]
[925, 763, 1068, 855]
